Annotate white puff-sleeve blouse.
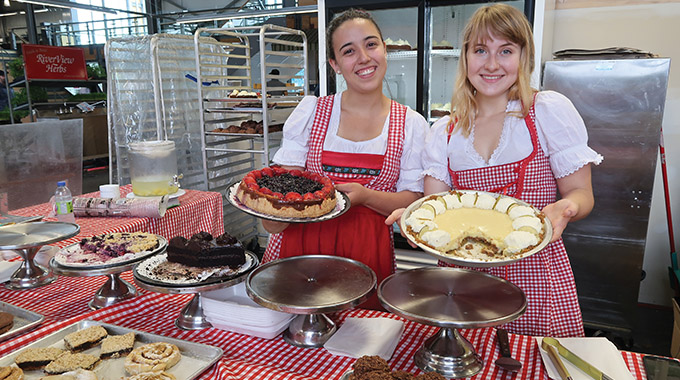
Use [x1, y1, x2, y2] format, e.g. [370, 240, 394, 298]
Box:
[272, 92, 428, 193]
[423, 91, 604, 187]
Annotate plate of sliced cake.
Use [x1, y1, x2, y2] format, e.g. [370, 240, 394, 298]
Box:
[54, 232, 167, 269]
[401, 190, 552, 267]
[133, 231, 258, 287]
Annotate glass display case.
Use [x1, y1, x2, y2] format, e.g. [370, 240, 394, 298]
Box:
[325, 0, 532, 122]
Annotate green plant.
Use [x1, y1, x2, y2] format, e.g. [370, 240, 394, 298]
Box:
[7, 58, 24, 79]
[68, 93, 106, 101]
[87, 63, 106, 79]
[11, 85, 48, 107]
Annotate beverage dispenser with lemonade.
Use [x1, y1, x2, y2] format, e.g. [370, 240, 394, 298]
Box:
[128, 140, 181, 196]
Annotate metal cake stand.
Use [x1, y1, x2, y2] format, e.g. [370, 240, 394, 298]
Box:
[246, 255, 377, 348]
[132, 251, 259, 330]
[51, 258, 139, 310]
[378, 267, 527, 379]
[0, 222, 80, 290]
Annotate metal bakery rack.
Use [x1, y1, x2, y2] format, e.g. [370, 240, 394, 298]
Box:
[194, 24, 308, 243]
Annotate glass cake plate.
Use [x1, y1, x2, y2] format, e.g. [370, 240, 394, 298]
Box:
[54, 234, 168, 269]
[227, 181, 351, 223]
[400, 190, 553, 268]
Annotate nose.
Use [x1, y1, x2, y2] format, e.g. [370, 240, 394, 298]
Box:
[485, 54, 499, 70]
[357, 47, 370, 62]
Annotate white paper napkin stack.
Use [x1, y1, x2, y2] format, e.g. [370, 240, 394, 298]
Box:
[0, 260, 20, 283]
[202, 282, 295, 340]
[324, 317, 405, 360]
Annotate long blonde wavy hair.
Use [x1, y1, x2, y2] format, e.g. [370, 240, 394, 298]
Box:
[449, 3, 536, 136]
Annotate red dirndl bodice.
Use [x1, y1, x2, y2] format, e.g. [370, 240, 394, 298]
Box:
[263, 95, 407, 310]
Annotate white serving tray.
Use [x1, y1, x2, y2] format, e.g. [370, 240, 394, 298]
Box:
[202, 282, 294, 326]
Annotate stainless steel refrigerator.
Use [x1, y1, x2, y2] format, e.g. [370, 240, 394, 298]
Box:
[542, 58, 671, 340]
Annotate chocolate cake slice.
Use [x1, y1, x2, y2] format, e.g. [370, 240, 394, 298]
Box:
[166, 232, 245, 268]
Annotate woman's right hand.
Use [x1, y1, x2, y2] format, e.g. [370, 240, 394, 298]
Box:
[261, 219, 290, 234]
[385, 208, 418, 249]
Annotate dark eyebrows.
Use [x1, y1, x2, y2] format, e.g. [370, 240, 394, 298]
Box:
[339, 35, 381, 51]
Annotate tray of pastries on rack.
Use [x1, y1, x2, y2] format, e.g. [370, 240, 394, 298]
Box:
[0, 320, 223, 380]
[211, 120, 283, 135]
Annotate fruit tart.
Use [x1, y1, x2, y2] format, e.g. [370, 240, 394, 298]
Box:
[235, 167, 337, 218]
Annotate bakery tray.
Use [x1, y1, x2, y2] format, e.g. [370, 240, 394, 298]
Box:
[0, 320, 223, 380]
[0, 301, 44, 343]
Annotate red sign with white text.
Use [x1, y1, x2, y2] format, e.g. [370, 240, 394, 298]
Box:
[21, 44, 88, 81]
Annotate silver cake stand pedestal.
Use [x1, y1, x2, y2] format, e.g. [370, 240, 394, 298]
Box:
[133, 251, 259, 330]
[246, 255, 376, 348]
[378, 267, 527, 379]
[0, 222, 80, 290]
[51, 258, 140, 310]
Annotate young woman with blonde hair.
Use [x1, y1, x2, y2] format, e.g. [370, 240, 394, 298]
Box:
[389, 3, 602, 336]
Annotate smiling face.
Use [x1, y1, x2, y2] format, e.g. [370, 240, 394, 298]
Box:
[328, 18, 387, 95]
[466, 31, 521, 101]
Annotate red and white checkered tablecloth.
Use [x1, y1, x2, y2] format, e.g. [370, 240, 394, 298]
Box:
[0, 288, 652, 380]
[8, 185, 225, 248]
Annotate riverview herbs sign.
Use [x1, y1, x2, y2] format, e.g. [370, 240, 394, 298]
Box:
[21, 44, 88, 81]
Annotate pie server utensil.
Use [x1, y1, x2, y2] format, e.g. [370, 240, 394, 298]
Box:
[541, 338, 573, 380]
[495, 328, 522, 372]
[541, 337, 615, 380]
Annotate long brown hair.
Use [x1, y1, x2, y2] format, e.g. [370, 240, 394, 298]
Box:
[450, 3, 536, 136]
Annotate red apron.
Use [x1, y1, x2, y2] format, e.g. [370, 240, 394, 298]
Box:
[263, 95, 407, 309]
[445, 98, 585, 337]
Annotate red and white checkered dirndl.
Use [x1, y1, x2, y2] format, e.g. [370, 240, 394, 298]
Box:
[263, 96, 407, 263]
[445, 101, 585, 338]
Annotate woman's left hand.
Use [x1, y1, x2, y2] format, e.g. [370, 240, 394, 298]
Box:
[542, 198, 578, 242]
[335, 182, 369, 206]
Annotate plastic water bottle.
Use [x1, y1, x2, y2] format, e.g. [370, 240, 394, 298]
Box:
[54, 181, 76, 223]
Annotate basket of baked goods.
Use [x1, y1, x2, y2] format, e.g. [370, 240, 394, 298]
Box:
[227, 166, 350, 223]
[0, 320, 222, 380]
[400, 190, 552, 268]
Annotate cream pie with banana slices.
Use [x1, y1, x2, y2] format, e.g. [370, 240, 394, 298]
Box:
[403, 190, 549, 262]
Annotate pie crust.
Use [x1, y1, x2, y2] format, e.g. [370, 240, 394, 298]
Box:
[404, 190, 545, 260]
[235, 167, 336, 218]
